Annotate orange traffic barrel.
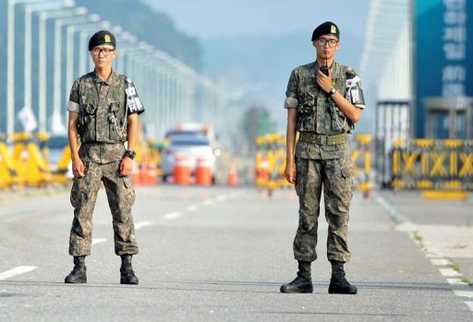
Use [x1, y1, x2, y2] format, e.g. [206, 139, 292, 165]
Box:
[195, 157, 212, 186]
[132, 162, 144, 186]
[143, 162, 159, 185]
[227, 164, 238, 186]
[173, 155, 192, 185]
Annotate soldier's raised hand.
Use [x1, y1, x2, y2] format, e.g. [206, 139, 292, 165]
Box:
[316, 70, 333, 93]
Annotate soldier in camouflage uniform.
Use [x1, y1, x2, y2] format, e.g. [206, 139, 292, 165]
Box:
[64, 31, 144, 285]
[280, 22, 365, 294]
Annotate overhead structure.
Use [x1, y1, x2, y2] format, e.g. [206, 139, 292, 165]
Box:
[0, 0, 236, 140]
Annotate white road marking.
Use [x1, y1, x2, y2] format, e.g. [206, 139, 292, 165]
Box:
[439, 268, 462, 277]
[164, 212, 181, 220]
[430, 259, 452, 266]
[0, 266, 37, 280]
[465, 301, 473, 311]
[376, 194, 473, 315]
[425, 252, 444, 258]
[446, 278, 468, 286]
[92, 238, 107, 245]
[453, 291, 473, 298]
[374, 195, 412, 225]
[216, 195, 227, 202]
[135, 221, 153, 230]
[202, 199, 214, 206]
[186, 205, 198, 212]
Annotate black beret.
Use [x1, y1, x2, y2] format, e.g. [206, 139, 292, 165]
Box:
[311, 21, 340, 41]
[88, 30, 116, 51]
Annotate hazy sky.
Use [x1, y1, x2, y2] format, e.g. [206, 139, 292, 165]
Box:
[141, 0, 373, 131]
[143, 0, 370, 39]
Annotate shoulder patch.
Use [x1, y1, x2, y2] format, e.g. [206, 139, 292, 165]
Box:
[344, 65, 358, 77]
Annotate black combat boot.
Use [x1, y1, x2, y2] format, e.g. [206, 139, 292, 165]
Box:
[280, 260, 313, 293]
[328, 261, 357, 294]
[120, 255, 139, 285]
[64, 256, 87, 284]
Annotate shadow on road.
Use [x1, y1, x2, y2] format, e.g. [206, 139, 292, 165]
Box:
[1, 279, 470, 293]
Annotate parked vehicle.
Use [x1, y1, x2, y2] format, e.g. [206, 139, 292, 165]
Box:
[161, 134, 217, 183]
[165, 123, 216, 144]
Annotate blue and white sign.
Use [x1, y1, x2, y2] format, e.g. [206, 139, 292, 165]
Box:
[414, 0, 473, 138]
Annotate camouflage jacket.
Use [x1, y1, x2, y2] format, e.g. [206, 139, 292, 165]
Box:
[68, 71, 144, 163]
[284, 61, 365, 160]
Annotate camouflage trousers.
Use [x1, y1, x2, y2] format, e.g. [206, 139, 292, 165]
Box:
[293, 157, 353, 263]
[68, 160, 139, 257]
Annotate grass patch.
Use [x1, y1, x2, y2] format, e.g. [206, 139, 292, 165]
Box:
[412, 231, 423, 244]
[460, 277, 473, 286]
[450, 262, 461, 272]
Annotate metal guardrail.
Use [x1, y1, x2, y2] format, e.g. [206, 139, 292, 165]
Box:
[390, 139, 473, 191]
[255, 133, 375, 194]
[0, 132, 162, 189]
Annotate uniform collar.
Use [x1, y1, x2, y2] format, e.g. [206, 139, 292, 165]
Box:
[92, 70, 119, 86]
[313, 60, 343, 78]
[314, 60, 338, 70]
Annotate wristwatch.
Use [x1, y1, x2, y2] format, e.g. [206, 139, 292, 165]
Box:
[124, 149, 136, 160]
[329, 88, 337, 96]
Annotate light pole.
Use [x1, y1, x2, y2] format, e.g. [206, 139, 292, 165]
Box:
[0, 1, 7, 135]
[120, 42, 160, 137]
[5, 0, 49, 136]
[35, 5, 80, 134]
[112, 30, 138, 73]
[37, 6, 87, 134]
[52, 11, 90, 134]
[60, 14, 101, 125]
[22, 0, 71, 132]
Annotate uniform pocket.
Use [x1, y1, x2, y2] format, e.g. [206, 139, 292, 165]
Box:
[295, 159, 305, 196]
[109, 102, 125, 141]
[123, 176, 132, 189]
[339, 161, 353, 191]
[70, 176, 87, 208]
[341, 166, 351, 179]
[121, 176, 136, 205]
[70, 178, 81, 208]
[84, 103, 97, 114]
[109, 101, 120, 113]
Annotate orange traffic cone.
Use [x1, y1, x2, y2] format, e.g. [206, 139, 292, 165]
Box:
[173, 155, 192, 185]
[195, 157, 212, 186]
[227, 164, 238, 187]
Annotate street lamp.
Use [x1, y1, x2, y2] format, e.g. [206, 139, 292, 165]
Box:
[120, 42, 162, 137]
[53, 13, 92, 134]
[22, 0, 72, 132]
[5, 0, 55, 136]
[60, 14, 101, 124]
[37, 6, 87, 134]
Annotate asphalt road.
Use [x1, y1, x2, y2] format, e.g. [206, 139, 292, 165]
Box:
[0, 185, 472, 321]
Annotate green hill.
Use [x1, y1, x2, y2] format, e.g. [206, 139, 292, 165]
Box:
[76, 0, 203, 71]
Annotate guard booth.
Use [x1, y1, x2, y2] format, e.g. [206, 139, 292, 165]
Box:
[424, 97, 473, 140]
